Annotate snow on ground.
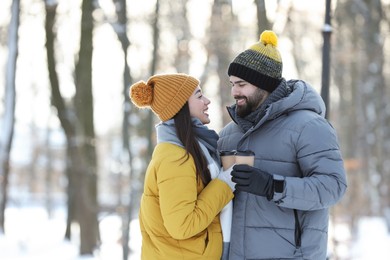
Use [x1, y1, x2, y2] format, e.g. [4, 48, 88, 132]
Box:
[0, 206, 390, 260]
[0, 206, 140, 260]
[350, 217, 390, 260]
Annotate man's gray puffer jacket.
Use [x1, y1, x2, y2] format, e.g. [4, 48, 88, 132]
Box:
[218, 79, 347, 260]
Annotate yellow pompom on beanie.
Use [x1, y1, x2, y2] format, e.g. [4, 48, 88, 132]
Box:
[228, 30, 283, 92]
[129, 73, 199, 121]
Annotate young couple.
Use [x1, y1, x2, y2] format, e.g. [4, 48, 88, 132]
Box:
[130, 30, 347, 260]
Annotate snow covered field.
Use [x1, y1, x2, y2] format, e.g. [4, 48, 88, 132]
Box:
[0, 206, 389, 260]
[0, 206, 141, 260]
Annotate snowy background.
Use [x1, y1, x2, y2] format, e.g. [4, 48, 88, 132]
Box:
[0, 205, 390, 260]
[1, 0, 390, 259]
[0, 206, 141, 260]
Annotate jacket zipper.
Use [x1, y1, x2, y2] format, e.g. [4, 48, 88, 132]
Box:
[293, 209, 302, 248]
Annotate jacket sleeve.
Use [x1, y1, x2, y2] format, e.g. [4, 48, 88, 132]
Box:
[157, 146, 233, 240]
[273, 117, 347, 210]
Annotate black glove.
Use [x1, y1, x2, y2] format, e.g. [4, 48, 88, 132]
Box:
[231, 164, 274, 200]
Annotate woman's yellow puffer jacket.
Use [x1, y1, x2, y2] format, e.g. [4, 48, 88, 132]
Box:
[139, 143, 233, 259]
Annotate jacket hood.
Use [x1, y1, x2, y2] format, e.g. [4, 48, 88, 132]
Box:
[268, 79, 326, 119]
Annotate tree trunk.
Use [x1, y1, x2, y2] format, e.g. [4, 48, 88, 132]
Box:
[333, 0, 387, 232]
[207, 0, 237, 127]
[0, 0, 19, 234]
[110, 0, 134, 258]
[44, 0, 100, 254]
[146, 0, 160, 160]
[357, 0, 385, 216]
[255, 0, 271, 35]
[170, 0, 191, 73]
[43, 0, 78, 241]
[74, 0, 100, 254]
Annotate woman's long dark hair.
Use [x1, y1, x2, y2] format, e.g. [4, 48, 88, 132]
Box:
[174, 102, 211, 186]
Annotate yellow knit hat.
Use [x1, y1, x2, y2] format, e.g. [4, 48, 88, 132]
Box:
[228, 30, 283, 92]
[129, 73, 199, 121]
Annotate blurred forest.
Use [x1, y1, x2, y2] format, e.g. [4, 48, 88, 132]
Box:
[0, 0, 389, 259]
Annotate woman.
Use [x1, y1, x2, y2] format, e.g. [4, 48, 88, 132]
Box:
[130, 73, 235, 260]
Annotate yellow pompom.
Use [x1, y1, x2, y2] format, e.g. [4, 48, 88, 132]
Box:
[260, 30, 278, 47]
[129, 81, 153, 107]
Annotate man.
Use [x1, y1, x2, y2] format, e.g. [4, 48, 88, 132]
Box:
[218, 30, 347, 259]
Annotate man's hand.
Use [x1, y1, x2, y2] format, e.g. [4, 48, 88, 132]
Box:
[231, 164, 274, 200]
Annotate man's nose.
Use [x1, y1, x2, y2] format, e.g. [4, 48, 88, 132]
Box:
[231, 85, 239, 96]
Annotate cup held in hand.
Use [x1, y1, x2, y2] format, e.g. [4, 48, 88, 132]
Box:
[235, 150, 255, 166]
[220, 150, 236, 170]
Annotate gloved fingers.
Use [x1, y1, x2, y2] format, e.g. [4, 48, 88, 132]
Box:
[233, 164, 254, 172]
[231, 176, 251, 186]
[231, 168, 251, 179]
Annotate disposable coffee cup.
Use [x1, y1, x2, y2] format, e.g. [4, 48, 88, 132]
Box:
[220, 150, 236, 170]
[235, 150, 255, 166]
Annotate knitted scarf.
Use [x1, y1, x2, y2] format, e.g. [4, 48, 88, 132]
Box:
[156, 118, 220, 165]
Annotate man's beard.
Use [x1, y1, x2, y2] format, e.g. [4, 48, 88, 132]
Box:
[236, 89, 265, 117]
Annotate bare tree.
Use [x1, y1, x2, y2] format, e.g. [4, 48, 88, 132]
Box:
[43, 0, 76, 241]
[43, 0, 99, 254]
[333, 0, 389, 232]
[145, 0, 160, 160]
[255, 0, 271, 34]
[356, 0, 387, 218]
[73, 0, 100, 254]
[109, 0, 135, 258]
[0, 0, 19, 234]
[203, 0, 237, 126]
[168, 0, 191, 73]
